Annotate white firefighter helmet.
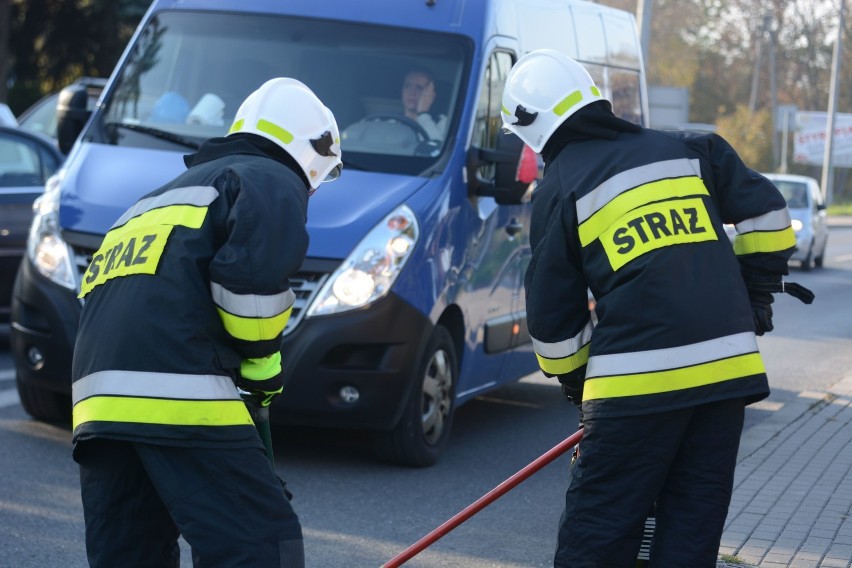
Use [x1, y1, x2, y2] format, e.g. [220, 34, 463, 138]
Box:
[228, 78, 342, 191]
[501, 49, 605, 153]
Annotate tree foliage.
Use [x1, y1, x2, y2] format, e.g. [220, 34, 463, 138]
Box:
[3, 0, 148, 114]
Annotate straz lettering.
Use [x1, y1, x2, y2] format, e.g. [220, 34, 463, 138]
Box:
[79, 225, 172, 298]
[602, 198, 717, 271]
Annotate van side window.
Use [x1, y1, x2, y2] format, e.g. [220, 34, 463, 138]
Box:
[473, 51, 514, 184]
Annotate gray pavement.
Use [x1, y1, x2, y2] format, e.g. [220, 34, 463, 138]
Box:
[717, 373, 852, 567]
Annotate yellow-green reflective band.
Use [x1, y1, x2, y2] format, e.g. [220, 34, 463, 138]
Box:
[121, 205, 209, 232]
[72, 397, 253, 431]
[601, 197, 717, 271]
[217, 306, 292, 342]
[502, 104, 511, 115]
[536, 343, 590, 375]
[113, 186, 218, 230]
[733, 227, 796, 256]
[79, 224, 172, 298]
[554, 90, 583, 116]
[240, 352, 282, 381]
[583, 352, 765, 401]
[579, 177, 709, 247]
[256, 119, 294, 145]
[591, 85, 601, 97]
[228, 119, 244, 134]
[577, 159, 702, 224]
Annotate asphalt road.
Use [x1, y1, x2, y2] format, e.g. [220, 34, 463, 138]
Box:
[0, 227, 849, 567]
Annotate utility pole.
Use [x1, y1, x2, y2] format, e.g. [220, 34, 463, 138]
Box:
[821, 0, 845, 205]
[636, 0, 653, 67]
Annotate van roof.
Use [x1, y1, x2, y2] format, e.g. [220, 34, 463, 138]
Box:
[146, 0, 496, 38]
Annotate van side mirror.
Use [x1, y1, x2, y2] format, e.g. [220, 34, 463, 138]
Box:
[56, 84, 91, 154]
[467, 132, 537, 205]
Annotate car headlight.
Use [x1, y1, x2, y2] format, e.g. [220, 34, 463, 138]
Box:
[791, 219, 803, 232]
[307, 205, 419, 316]
[27, 171, 77, 290]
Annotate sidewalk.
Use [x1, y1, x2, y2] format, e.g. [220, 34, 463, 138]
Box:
[717, 374, 852, 567]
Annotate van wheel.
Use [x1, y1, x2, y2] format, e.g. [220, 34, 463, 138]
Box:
[814, 241, 826, 268]
[373, 326, 456, 467]
[16, 375, 72, 423]
[801, 243, 815, 271]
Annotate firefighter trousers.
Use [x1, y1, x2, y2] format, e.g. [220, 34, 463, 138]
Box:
[77, 439, 304, 568]
[554, 397, 746, 568]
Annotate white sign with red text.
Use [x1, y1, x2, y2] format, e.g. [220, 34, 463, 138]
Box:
[794, 111, 852, 168]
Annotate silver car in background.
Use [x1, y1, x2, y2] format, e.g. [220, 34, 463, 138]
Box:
[761, 173, 829, 271]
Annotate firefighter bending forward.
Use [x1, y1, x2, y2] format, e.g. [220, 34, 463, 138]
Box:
[501, 51, 812, 567]
[72, 78, 342, 568]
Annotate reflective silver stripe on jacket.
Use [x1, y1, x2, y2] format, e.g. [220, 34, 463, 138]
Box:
[210, 282, 296, 317]
[531, 319, 594, 359]
[734, 208, 792, 234]
[576, 158, 702, 223]
[586, 331, 758, 378]
[72, 370, 239, 404]
[112, 186, 220, 229]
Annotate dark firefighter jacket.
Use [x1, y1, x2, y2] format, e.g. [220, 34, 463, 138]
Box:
[71, 136, 309, 455]
[526, 121, 796, 420]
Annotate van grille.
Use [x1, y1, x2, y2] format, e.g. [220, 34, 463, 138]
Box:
[71, 245, 329, 336]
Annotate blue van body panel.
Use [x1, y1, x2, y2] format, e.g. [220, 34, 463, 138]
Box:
[57, 143, 430, 260]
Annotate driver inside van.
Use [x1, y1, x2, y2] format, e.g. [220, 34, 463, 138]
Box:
[401, 68, 448, 142]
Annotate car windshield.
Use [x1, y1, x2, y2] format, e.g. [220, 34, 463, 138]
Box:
[774, 181, 808, 209]
[99, 10, 472, 176]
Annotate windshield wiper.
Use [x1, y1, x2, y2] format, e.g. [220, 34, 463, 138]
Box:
[105, 122, 201, 150]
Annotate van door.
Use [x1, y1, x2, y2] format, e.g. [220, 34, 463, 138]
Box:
[456, 48, 529, 399]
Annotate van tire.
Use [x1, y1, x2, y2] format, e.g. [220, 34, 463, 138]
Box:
[16, 375, 72, 423]
[373, 325, 456, 467]
[814, 241, 826, 268]
[801, 243, 815, 271]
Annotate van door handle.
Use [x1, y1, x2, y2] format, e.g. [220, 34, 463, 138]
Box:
[506, 217, 523, 237]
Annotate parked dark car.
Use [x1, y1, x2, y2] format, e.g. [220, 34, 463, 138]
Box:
[16, 77, 107, 142]
[0, 126, 64, 323]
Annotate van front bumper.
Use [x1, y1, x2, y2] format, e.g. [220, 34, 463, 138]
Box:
[11, 255, 432, 430]
[10, 259, 81, 395]
[272, 294, 432, 431]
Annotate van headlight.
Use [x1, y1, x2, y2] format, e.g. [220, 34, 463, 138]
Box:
[307, 205, 419, 316]
[27, 171, 77, 290]
[791, 219, 803, 232]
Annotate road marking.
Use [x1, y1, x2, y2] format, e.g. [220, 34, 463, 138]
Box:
[0, 388, 20, 409]
[0, 369, 14, 381]
[834, 253, 852, 262]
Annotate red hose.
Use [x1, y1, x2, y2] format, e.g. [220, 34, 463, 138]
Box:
[381, 428, 584, 568]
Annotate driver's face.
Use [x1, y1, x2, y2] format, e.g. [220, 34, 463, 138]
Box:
[402, 72, 430, 114]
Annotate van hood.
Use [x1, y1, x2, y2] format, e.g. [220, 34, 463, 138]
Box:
[59, 144, 429, 258]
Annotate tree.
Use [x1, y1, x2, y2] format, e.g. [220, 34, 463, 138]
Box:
[3, 0, 148, 113]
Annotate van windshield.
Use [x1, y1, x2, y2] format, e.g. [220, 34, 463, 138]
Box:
[99, 10, 472, 176]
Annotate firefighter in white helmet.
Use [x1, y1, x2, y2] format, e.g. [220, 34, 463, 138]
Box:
[72, 78, 341, 567]
[502, 50, 812, 567]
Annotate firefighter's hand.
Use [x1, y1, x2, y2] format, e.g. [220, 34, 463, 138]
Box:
[749, 290, 774, 336]
[558, 369, 585, 409]
[238, 354, 285, 407]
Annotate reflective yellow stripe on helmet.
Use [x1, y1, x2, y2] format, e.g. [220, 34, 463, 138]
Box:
[256, 119, 294, 145]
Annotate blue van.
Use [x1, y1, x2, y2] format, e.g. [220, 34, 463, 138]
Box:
[12, 0, 648, 465]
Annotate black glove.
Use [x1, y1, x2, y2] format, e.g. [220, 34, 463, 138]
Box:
[746, 280, 815, 304]
[749, 289, 774, 336]
[558, 367, 585, 409]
